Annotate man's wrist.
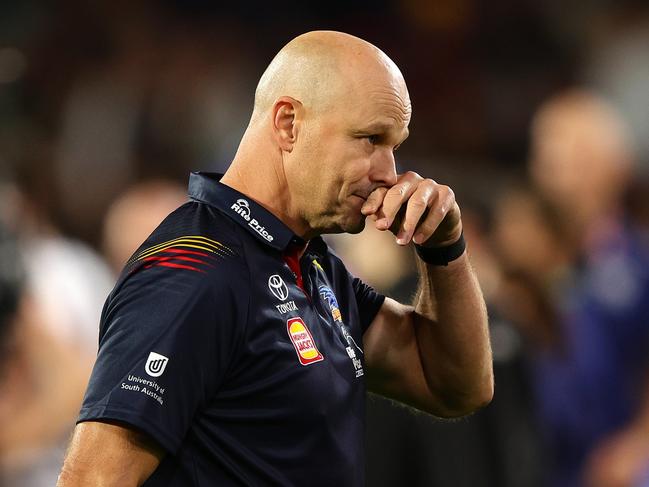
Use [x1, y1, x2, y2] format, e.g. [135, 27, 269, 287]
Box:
[415, 231, 466, 266]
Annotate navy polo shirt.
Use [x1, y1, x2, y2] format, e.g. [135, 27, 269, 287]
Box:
[78, 172, 386, 486]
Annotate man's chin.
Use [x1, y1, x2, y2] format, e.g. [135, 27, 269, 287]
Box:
[341, 215, 366, 235]
[320, 212, 366, 235]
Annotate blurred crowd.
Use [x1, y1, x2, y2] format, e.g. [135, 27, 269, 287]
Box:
[2, 1, 649, 486]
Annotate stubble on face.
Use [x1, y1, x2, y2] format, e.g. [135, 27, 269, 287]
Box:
[299, 87, 410, 236]
[278, 33, 411, 238]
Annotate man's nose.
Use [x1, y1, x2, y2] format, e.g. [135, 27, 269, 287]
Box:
[370, 149, 398, 187]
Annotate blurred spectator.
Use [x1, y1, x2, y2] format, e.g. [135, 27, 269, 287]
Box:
[0, 184, 113, 486]
[102, 179, 187, 274]
[496, 88, 649, 487]
[492, 185, 574, 350]
[529, 89, 634, 240]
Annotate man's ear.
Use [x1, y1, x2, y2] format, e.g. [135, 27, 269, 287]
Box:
[272, 96, 302, 152]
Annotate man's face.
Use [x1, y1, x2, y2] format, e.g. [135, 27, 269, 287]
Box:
[530, 99, 630, 226]
[286, 70, 411, 237]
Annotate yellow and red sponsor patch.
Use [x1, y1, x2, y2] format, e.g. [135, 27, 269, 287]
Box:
[287, 317, 324, 366]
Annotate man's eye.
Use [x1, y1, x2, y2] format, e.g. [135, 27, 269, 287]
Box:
[365, 135, 379, 145]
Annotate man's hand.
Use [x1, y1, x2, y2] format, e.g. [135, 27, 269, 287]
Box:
[361, 171, 493, 417]
[361, 171, 462, 247]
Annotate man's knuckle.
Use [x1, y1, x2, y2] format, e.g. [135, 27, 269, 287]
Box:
[418, 221, 435, 234]
[410, 198, 427, 209]
[438, 184, 454, 200]
[367, 193, 381, 203]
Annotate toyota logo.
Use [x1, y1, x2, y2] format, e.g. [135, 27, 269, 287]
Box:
[268, 274, 289, 301]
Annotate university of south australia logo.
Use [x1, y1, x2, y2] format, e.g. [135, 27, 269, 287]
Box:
[145, 352, 169, 377]
[268, 274, 289, 301]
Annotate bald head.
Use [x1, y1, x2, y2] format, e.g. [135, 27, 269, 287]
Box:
[531, 89, 633, 168]
[530, 89, 635, 227]
[224, 31, 410, 239]
[252, 31, 406, 122]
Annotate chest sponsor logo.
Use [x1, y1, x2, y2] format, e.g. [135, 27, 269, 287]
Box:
[145, 351, 169, 377]
[276, 300, 298, 314]
[287, 317, 324, 366]
[230, 198, 274, 242]
[268, 274, 289, 301]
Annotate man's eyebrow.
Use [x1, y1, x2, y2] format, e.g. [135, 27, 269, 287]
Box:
[355, 122, 394, 133]
[353, 122, 409, 145]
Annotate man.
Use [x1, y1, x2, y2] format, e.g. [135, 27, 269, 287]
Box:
[58, 31, 493, 486]
[525, 89, 649, 487]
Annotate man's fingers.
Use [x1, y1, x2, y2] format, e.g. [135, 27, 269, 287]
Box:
[413, 188, 459, 246]
[362, 173, 461, 247]
[396, 182, 436, 245]
[376, 172, 421, 229]
[361, 187, 388, 216]
[412, 205, 448, 245]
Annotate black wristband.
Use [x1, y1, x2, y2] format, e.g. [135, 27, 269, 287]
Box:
[415, 232, 466, 266]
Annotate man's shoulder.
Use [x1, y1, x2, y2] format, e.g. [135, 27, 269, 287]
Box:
[99, 202, 251, 342]
[153, 200, 242, 244]
[119, 201, 247, 283]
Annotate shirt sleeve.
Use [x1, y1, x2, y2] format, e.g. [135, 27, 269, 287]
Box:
[78, 258, 247, 454]
[351, 276, 385, 334]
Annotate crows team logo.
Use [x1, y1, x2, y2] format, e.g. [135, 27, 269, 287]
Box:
[319, 284, 342, 322]
[145, 352, 169, 377]
[287, 317, 324, 366]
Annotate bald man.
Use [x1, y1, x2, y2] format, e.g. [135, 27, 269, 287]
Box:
[58, 31, 493, 486]
[530, 89, 634, 237]
[527, 90, 649, 487]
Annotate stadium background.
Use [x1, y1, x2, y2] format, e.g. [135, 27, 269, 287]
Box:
[1, 1, 649, 485]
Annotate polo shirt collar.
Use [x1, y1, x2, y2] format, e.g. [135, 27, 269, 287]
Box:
[188, 171, 308, 252]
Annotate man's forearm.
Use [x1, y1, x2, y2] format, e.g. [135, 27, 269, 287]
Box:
[57, 422, 163, 487]
[412, 252, 493, 416]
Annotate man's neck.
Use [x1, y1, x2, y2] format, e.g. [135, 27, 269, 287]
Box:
[221, 157, 313, 241]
